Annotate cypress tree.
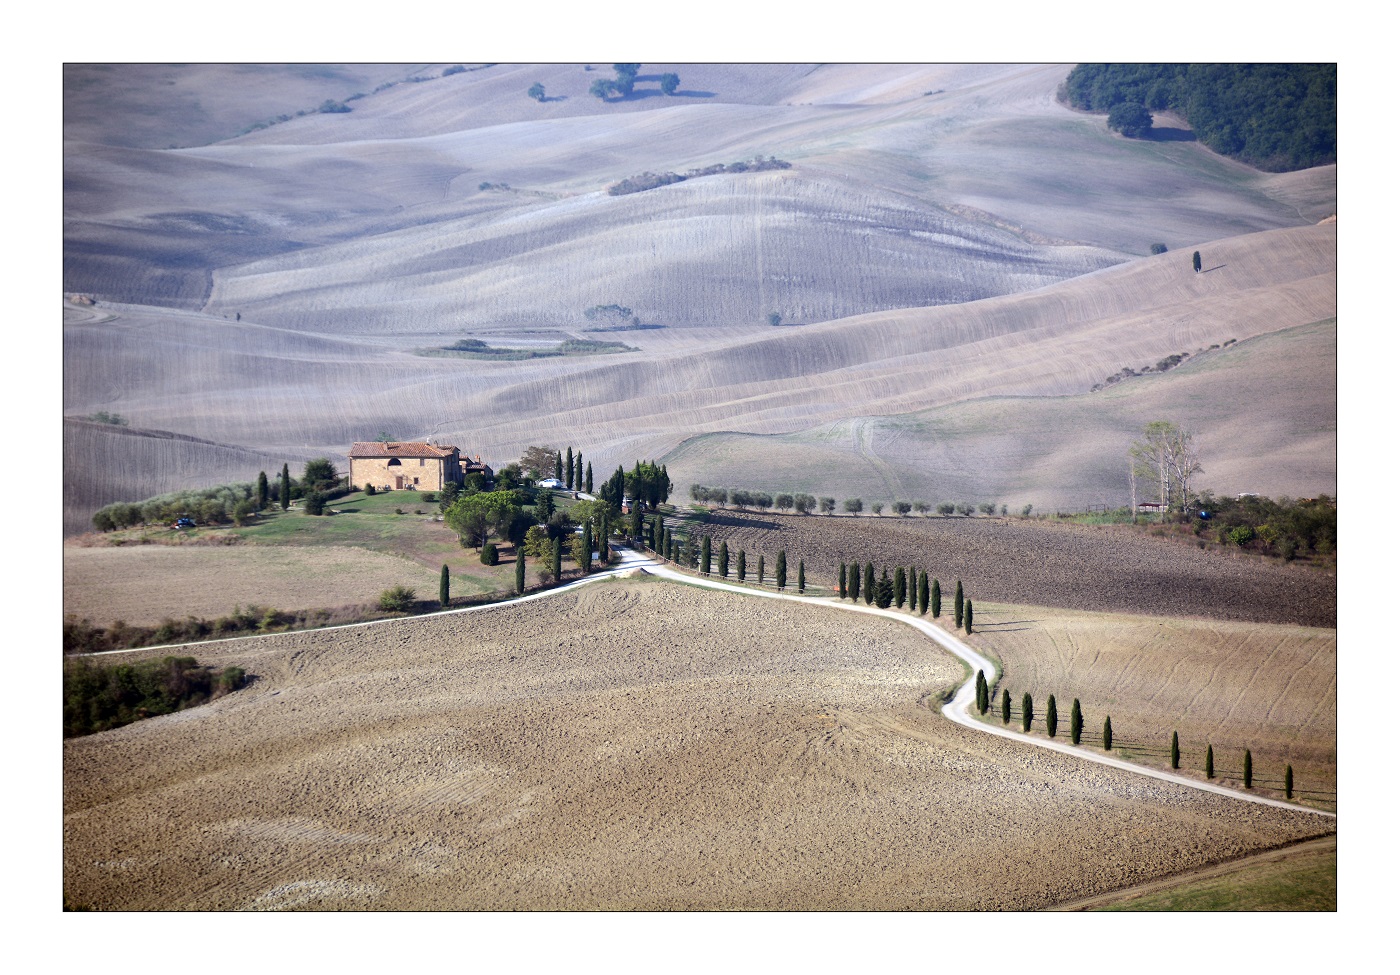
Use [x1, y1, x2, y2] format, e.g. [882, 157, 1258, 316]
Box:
[1206, 744, 1214, 778]
[552, 538, 562, 581]
[583, 522, 593, 573]
[1243, 749, 1253, 789]
[440, 564, 450, 608]
[874, 569, 893, 608]
[575, 454, 583, 491]
[1103, 715, 1113, 751]
[565, 446, 574, 488]
[663, 527, 672, 559]
[839, 562, 848, 599]
[1046, 695, 1058, 738]
[1192, 250, 1202, 273]
[719, 541, 730, 577]
[918, 572, 929, 615]
[932, 579, 941, 617]
[1171, 731, 1180, 769]
[964, 600, 973, 633]
[1285, 765, 1293, 799]
[515, 547, 526, 595]
[280, 463, 291, 511]
[798, 560, 806, 593]
[776, 550, 787, 589]
[975, 670, 987, 714]
[556, 450, 564, 481]
[863, 563, 875, 605]
[256, 471, 269, 510]
[1071, 698, 1082, 744]
[757, 554, 765, 585]
[1001, 688, 1011, 724]
[849, 562, 859, 601]
[894, 567, 907, 608]
[701, 535, 712, 575]
[737, 549, 747, 581]
[954, 579, 964, 628]
[1021, 692, 1033, 732]
[585, 461, 593, 493]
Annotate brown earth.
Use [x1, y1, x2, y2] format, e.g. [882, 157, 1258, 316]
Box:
[63, 576, 1331, 911]
[692, 510, 1336, 628]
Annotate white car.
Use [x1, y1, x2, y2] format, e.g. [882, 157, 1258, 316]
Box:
[538, 478, 565, 489]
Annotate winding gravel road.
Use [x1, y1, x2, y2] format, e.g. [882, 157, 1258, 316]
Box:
[613, 547, 1337, 822]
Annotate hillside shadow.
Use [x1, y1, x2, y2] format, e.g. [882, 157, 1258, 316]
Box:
[706, 512, 781, 530]
[1146, 127, 1196, 143]
[615, 89, 715, 101]
[1201, 264, 1228, 274]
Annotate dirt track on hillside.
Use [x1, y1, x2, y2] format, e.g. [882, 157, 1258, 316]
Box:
[64, 577, 1330, 911]
[693, 511, 1336, 628]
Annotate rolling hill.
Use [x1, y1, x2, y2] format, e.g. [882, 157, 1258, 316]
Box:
[62, 63, 1336, 534]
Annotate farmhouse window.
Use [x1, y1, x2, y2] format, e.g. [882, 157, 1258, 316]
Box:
[387, 458, 402, 466]
[419, 458, 425, 466]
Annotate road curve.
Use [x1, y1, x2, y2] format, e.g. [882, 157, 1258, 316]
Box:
[617, 548, 1336, 821]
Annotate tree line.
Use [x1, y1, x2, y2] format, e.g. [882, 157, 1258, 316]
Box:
[1061, 63, 1336, 171]
[64, 654, 246, 737]
[690, 485, 1028, 518]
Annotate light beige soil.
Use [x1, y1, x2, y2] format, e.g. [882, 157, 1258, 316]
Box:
[63, 545, 442, 627]
[64, 576, 1331, 910]
[970, 603, 1336, 808]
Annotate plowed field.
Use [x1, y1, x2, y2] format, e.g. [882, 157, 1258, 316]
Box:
[692, 511, 1335, 627]
[64, 576, 1330, 911]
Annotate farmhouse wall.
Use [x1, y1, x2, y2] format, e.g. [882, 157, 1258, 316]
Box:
[349, 443, 463, 492]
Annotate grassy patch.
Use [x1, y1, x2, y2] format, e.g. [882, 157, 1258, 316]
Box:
[1095, 841, 1336, 911]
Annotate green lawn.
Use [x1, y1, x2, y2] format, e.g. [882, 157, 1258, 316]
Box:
[1096, 841, 1336, 911]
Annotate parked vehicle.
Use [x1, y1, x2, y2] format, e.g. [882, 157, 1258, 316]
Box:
[173, 517, 196, 529]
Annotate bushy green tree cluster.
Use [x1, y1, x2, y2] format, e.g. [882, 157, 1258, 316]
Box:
[1061, 63, 1336, 171]
[64, 655, 246, 737]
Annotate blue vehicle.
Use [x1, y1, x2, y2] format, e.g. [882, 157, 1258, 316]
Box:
[173, 517, 196, 530]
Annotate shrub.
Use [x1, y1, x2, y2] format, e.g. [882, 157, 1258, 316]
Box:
[894, 501, 912, 517]
[872, 502, 884, 516]
[1150, 242, 1168, 255]
[481, 542, 499, 565]
[378, 586, 416, 613]
[937, 503, 955, 515]
[844, 498, 863, 514]
[303, 491, 327, 516]
[1229, 525, 1256, 546]
[819, 497, 836, 514]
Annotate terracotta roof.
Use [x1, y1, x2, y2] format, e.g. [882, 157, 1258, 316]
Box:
[349, 441, 458, 459]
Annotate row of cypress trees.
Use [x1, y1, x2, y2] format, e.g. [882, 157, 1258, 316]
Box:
[646, 521, 806, 592]
[987, 687, 1112, 750]
[836, 562, 974, 633]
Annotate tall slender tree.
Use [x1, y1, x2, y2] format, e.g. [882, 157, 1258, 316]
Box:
[1103, 716, 1113, 750]
[863, 563, 875, 605]
[976, 670, 988, 714]
[798, 560, 806, 593]
[757, 554, 765, 585]
[954, 579, 965, 627]
[1046, 695, 1058, 737]
[932, 579, 941, 618]
[894, 567, 907, 608]
[701, 536, 712, 575]
[1243, 749, 1253, 789]
[583, 522, 593, 573]
[719, 541, 730, 578]
[964, 600, 973, 633]
[552, 538, 562, 582]
[839, 562, 848, 599]
[1285, 765, 1293, 799]
[909, 566, 918, 610]
[556, 450, 564, 481]
[1071, 698, 1082, 744]
[874, 569, 893, 607]
[1192, 250, 1202, 273]
[1021, 692, 1033, 732]
[776, 550, 787, 589]
[918, 571, 929, 615]
[256, 471, 269, 510]
[440, 564, 450, 608]
[565, 447, 574, 488]
[515, 546, 526, 595]
[1001, 688, 1011, 724]
[280, 463, 291, 511]
[849, 563, 859, 602]
[737, 549, 747, 581]
[585, 462, 593, 493]
[1171, 731, 1180, 769]
[1206, 744, 1214, 778]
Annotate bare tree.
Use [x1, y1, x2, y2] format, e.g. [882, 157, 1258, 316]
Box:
[1129, 421, 1202, 518]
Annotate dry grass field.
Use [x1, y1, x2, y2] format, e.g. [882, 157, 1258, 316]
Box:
[63, 576, 1331, 911]
[62, 545, 445, 628]
[966, 602, 1336, 808]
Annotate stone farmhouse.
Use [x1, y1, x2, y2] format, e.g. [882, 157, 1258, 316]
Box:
[349, 441, 492, 492]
